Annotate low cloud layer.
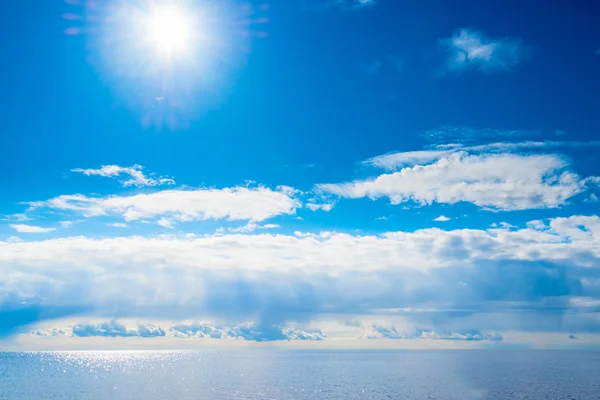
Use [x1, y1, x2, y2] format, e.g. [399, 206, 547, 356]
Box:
[367, 325, 503, 341]
[2, 214, 599, 338]
[30, 321, 324, 342]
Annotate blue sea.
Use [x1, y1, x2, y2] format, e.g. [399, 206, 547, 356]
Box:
[1, 350, 599, 399]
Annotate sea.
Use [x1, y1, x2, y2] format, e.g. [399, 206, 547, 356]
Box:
[1, 350, 599, 399]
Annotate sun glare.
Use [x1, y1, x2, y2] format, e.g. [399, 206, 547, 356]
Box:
[143, 6, 193, 58]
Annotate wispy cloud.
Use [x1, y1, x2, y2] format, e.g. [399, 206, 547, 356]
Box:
[364, 139, 600, 170]
[229, 222, 280, 233]
[306, 202, 335, 212]
[309, 0, 377, 11]
[361, 59, 382, 75]
[72, 164, 175, 188]
[107, 223, 128, 228]
[9, 224, 55, 233]
[1, 213, 31, 222]
[441, 29, 524, 73]
[26, 185, 301, 225]
[319, 152, 590, 211]
[422, 126, 539, 144]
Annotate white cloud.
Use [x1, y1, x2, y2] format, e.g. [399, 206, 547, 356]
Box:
[59, 220, 84, 228]
[170, 323, 324, 341]
[72, 164, 175, 188]
[306, 202, 335, 212]
[1, 214, 31, 222]
[526, 220, 546, 230]
[27, 186, 301, 224]
[157, 218, 175, 229]
[365, 140, 600, 171]
[229, 222, 281, 233]
[585, 194, 599, 203]
[367, 325, 502, 341]
[363, 149, 454, 169]
[434, 215, 450, 222]
[318, 152, 588, 211]
[9, 224, 55, 233]
[442, 29, 523, 73]
[107, 223, 128, 228]
[70, 321, 165, 338]
[2, 215, 599, 331]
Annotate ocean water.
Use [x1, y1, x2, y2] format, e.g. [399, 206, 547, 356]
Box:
[1, 350, 599, 399]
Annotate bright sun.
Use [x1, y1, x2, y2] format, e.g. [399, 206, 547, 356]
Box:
[143, 6, 193, 58]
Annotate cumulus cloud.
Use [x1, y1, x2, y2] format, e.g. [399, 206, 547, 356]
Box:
[26, 186, 301, 224]
[9, 224, 55, 233]
[72, 165, 175, 188]
[434, 216, 451, 222]
[2, 215, 600, 337]
[30, 328, 66, 337]
[72, 321, 165, 338]
[441, 29, 524, 73]
[170, 323, 325, 341]
[319, 152, 589, 211]
[367, 325, 503, 341]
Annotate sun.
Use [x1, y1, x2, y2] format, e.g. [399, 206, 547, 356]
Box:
[142, 6, 193, 58]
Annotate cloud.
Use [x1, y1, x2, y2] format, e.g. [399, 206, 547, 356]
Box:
[568, 334, 577, 340]
[366, 139, 600, 171]
[157, 218, 175, 229]
[434, 216, 451, 222]
[361, 59, 382, 75]
[441, 29, 524, 73]
[367, 325, 503, 341]
[170, 323, 325, 341]
[72, 165, 175, 188]
[72, 321, 165, 338]
[309, 0, 377, 11]
[1, 214, 31, 222]
[319, 152, 590, 211]
[423, 126, 540, 144]
[2, 214, 600, 337]
[306, 202, 335, 212]
[9, 224, 55, 233]
[26, 185, 301, 224]
[229, 222, 280, 233]
[107, 223, 128, 228]
[30, 328, 66, 337]
[585, 194, 599, 203]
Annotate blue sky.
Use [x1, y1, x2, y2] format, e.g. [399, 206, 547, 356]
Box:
[1, 0, 600, 349]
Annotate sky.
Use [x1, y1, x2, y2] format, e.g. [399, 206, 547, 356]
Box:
[1, 0, 600, 350]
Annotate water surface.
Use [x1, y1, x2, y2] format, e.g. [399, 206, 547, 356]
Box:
[1, 350, 599, 399]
